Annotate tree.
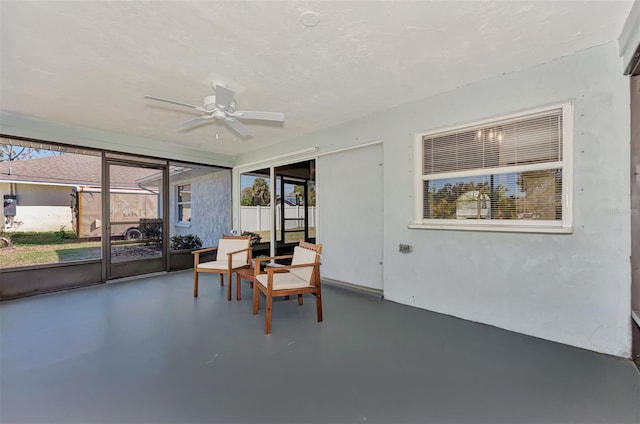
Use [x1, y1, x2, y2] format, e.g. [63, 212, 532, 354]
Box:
[0, 144, 36, 162]
[426, 179, 516, 220]
[241, 177, 270, 206]
[0, 143, 63, 162]
[516, 169, 560, 220]
[492, 184, 517, 219]
[291, 183, 316, 206]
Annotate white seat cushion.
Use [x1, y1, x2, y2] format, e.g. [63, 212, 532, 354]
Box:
[256, 273, 310, 290]
[197, 260, 248, 271]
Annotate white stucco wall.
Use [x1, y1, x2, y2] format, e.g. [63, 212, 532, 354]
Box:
[234, 42, 631, 357]
[9, 206, 72, 232]
[170, 169, 231, 248]
[1, 183, 73, 232]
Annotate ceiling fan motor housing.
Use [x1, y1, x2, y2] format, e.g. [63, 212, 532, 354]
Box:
[204, 95, 217, 112]
[203, 95, 236, 113]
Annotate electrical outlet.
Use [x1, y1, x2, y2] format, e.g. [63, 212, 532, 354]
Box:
[399, 244, 411, 253]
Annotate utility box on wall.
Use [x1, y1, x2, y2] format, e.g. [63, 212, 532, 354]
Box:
[3, 194, 17, 216]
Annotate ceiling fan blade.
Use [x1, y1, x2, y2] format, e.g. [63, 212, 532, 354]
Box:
[144, 95, 206, 112]
[232, 110, 285, 122]
[214, 85, 236, 110]
[224, 117, 253, 136]
[179, 116, 211, 129]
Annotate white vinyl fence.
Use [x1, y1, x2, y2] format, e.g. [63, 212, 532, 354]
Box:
[241, 205, 316, 231]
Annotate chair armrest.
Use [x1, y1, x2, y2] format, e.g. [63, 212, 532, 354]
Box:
[192, 246, 219, 255]
[252, 255, 294, 275]
[253, 254, 294, 263]
[192, 246, 219, 266]
[226, 246, 253, 268]
[264, 261, 320, 274]
[225, 247, 252, 256]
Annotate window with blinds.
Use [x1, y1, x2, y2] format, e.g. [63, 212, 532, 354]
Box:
[413, 102, 573, 232]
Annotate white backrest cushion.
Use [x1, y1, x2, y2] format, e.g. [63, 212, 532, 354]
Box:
[289, 246, 318, 283]
[217, 239, 249, 263]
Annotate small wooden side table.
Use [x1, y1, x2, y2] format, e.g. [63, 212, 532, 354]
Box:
[235, 266, 256, 301]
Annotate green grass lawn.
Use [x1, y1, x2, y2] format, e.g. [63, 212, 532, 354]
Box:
[0, 231, 100, 268]
[0, 227, 318, 269]
[253, 227, 316, 244]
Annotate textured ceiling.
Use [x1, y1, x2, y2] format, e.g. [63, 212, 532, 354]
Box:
[0, 0, 634, 157]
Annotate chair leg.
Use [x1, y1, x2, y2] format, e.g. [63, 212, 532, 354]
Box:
[252, 284, 259, 315]
[298, 294, 303, 305]
[219, 274, 224, 286]
[227, 271, 232, 301]
[265, 293, 273, 334]
[315, 289, 323, 323]
[236, 274, 242, 301]
[193, 270, 199, 298]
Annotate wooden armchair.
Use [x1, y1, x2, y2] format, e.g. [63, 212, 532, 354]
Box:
[193, 235, 252, 301]
[252, 241, 323, 334]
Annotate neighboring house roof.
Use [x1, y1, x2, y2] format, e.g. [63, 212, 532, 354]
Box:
[273, 195, 298, 206]
[0, 154, 158, 189]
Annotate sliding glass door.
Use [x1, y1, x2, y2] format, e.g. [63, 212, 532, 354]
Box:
[239, 160, 315, 257]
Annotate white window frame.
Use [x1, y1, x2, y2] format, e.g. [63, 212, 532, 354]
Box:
[411, 101, 573, 234]
[176, 183, 192, 227]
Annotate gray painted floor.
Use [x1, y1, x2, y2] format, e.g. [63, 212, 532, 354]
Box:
[1, 271, 639, 424]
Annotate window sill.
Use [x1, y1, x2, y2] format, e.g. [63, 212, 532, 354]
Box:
[408, 223, 573, 234]
[175, 222, 191, 228]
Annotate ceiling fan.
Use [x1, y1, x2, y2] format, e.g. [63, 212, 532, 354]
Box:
[144, 82, 285, 137]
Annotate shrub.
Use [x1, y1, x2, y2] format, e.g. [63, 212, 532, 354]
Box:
[241, 231, 261, 246]
[54, 225, 75, 241]
[139, 218, 162, 248]
[1, 230, 75, 245]
[170, 234, 203, 251]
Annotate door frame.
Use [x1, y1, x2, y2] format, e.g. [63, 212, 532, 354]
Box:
[102, 157, 169, 280]
[630, 75, 640, 363]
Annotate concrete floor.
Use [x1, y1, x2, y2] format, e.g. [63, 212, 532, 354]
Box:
[1, 271, 639, 424]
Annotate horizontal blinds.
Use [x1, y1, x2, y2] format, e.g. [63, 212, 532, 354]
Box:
[423, 109, 562, 175]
